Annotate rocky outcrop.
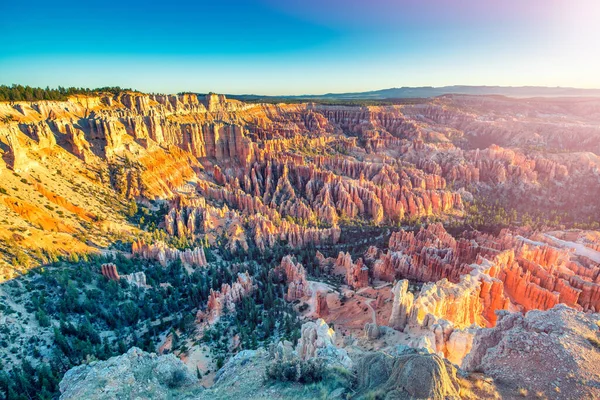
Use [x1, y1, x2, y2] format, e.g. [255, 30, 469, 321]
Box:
[354, 347, 460, 400]
[100, 263, 119, 280]
[464, 305, 600, 398]
[101, 263, 147, 288]
[23, 121, 56, 149]
[389, 280, 414, 331]
[198, 272, 254, 323]
[132, 239, 207, 267]
[364, 322, 381, 340]
[123, 271, 148, 288]
[335, 252, 369, 289]
[295, 319, 352, 369]
[273, 255, 310, 301]
[316, 292, 329, 318]
[2, 127, 30, 171]
[388, 274, 508, 366]
[59, 347, 201, 400]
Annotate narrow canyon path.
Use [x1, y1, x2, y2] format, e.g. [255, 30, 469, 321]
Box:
[364, 298, 376, 324]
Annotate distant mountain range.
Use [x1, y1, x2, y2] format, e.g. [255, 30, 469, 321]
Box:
[228, 86, 600, 101]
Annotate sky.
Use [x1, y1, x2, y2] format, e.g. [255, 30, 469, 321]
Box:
[1, 0, 599, 95]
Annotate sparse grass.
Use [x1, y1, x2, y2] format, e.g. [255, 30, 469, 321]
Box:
[458, 376, 500, 400]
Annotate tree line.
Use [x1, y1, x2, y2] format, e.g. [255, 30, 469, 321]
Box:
[0, 84, 137, 102]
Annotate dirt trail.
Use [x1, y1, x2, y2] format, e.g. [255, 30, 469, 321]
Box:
[364, 298, 376, 324]
[356, 282, 390, 324]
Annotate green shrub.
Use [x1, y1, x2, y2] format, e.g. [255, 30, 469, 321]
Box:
[265, 358, 324, 384]
[167, 369, 188, 389]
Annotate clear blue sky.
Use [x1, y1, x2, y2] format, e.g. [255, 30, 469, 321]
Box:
[1, 0, 599, 95]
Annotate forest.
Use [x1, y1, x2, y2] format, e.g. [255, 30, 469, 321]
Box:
[0, 85, 136, 102]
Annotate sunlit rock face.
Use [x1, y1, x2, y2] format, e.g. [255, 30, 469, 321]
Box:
[3, 91, 598, 275]
[132, 239, 207, 267]
[365, 220, 600, 366]
[373, 222, 600, 320]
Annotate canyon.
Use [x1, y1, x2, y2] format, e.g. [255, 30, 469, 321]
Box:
[1, 91, 600, 399]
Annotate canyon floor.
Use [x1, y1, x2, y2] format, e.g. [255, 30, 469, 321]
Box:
[1, 91, 600, 399]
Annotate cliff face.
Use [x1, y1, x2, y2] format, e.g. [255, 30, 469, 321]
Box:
[1, 92, 599, 279]
[366, 221, 600, 368]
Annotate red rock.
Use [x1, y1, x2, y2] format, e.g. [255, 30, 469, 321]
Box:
[132, 239, 207, 267]
[273, 255, 310, 301]
[335, 252, 369, 289]
[316, 292, 329, 317]
[199, 272, 254, 323]
[101, 263, 120, 280]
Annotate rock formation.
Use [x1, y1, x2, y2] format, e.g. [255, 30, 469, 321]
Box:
[387, 274, 508, 365]
[364, 322, 381, 340]
[295, 319, 352, 369]
[122, 271, 148, 288]
[273, 255, 310, 301]
[370, 222, 600, 330]
[316, 292, 329, 317]
[2, 127, 30, 172]
[198, 272, 254, 323]
[3, 92, 598, 274]
[100, 263, 119, 280]
[335, 252, 369, 289]
[59, 347, 200, 400]
[101, 263, 147, 288]
[389, 280, 414, 331]
[132, 239, 207, 267]
[354, 347, 461, 400]
[464, 304, 600, 398]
